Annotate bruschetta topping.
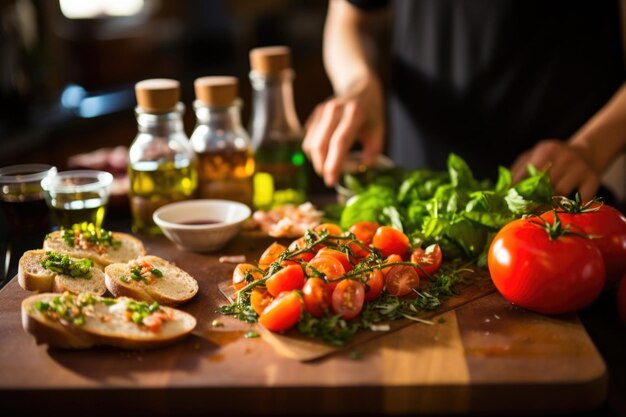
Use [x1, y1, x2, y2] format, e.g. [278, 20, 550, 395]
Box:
[40, 251, 93, 278]
[123, 260, 164, 284]
[59, 222, 121, 253]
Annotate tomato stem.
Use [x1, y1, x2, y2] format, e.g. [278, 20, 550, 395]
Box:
[552, 193, 603, 214]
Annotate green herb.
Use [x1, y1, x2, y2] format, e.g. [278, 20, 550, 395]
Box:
[61, 222, 121, 249]
[120, 275, 130, 283]
[244, 330, 259, 339]
[130, 267, 144, 282]
[126, 300, 162, 325]
[151, 268, 163, 278]
[437, 317, 446, 324]
[40, 251, 93, 278]
[211, 319, 224, 327]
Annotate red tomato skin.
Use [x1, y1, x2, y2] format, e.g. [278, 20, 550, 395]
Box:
[362, 269, 384, 302]
[385, 265, 420, 297]
[265, 264, 305, 298]
[542, 206, 626, 286]
[381, 254, 403, 276]
[618, 275, 626, 325]
[488, 218, 605, 315]
[258, 291, 303, 332]
[288, 237, 316, 262]
[302, 277, 332, 317]
[331, 280, 365, 320]
[314, 223, 343, 237]
[315, 247, 354, 272]
[305, 255, 346, 291]
[232, 263, 262, 291]
[372, 226, 410, 258]
[258, 242, 287, 270]
[250, 287, 273, 315]
[410, 244, 443, 278]
[349, 221, 380, 245]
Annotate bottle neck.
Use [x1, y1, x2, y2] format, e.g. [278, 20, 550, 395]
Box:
[249, 69, 302, 147]
[136, 102, 186, 137]
[193, 99, 243, 131]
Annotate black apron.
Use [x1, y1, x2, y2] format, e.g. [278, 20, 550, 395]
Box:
[351, 0, 625, 180]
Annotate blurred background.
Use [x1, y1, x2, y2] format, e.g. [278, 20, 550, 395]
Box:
[0, 0, 624, 200]
[0, 0, 335, 180]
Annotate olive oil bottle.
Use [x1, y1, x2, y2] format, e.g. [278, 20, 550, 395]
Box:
[190, 76, 254, 206]
[129, 79, 197, 234]
[249, 46, 307, 209]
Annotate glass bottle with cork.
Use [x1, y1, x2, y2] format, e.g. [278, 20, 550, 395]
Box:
[128, 78, 197, 234]
[248, 46, 307, 209]
[190, 76, 254, 206]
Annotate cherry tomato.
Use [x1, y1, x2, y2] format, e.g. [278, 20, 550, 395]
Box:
[542, 203, 626, 286]
[250, 287, 273, 315]
[410, 244, 443, 278]
[288, 237, 316, 262]
[314, 223, 343, 238]
[347, 240, 371, 261]
[305, 255, 346, 291]
[385, 265, 420, 296]
[331, 279, 365, 319]
[232, 263, 263, 291]
[488, 216, 605, 314]
[349, 221, 379, 245]
[258, 242, 287, 270]
[315, 247, 354, 272]
[618, 275, 626, 325]
[372, 226, 410, 258]
[258, 291, 302, 332]
[265, 264, 305, 297]
[381, 254, 403, 276]
[361, 269, 384, 301]
[302, 277, 332, 317]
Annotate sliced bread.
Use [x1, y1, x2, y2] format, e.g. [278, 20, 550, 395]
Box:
[18, 249, 106, 296]
[44, 229, 146, 267]
[22, 292, 197, 349]
[105, 255, 198, 306]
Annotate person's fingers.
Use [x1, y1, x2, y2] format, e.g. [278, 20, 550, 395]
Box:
[323, 101, 362, 186]
[578, 175, 600, 202]
[303, 104, 324, 159]
[511, 150, 531, 183]
[305, 101, 343, 176]
[523, 140, 561, 175]
[552, 163, 586, 197]
[360, 123, 384, 167]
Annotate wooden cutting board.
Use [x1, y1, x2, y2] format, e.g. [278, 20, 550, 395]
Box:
[0, 232, 607, 415]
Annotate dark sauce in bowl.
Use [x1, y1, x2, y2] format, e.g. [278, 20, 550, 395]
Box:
[179, 219, 222, 226]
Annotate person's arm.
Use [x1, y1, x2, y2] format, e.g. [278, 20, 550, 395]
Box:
[302, 0, 388, 186]
[512, 3, 626, 201]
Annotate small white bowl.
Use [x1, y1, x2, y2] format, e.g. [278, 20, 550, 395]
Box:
[153, 199, 251, 252]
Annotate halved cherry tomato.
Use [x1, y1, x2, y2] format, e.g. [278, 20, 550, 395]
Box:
[385, 265, 420, 296]
[302, 277, 332, 317]
[258, 291, 302, 332]
[258, 242, 287, 270]
[305, 255, 346, 291]
[265, 264, 305, 297]
[349, 221, 379, 245]
[288, 237, 316, 262]
[250, 287, 273, 315]
[232, 263, 263, 291]
[315, 247, 354, 272]
[361, 269, 384, 302]
[331, 279, 365, 319]
[347, 240, 371, 260]
[372, 226, 410, 258]
[410, 244, 443, 278]
[381, 254, 403, 276]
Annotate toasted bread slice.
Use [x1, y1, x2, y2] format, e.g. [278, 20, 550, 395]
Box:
[22, 292, 197, 349]
[105, 255, 198, 306]
[43, 230, 146, 266]
[18, 250, 106, 296]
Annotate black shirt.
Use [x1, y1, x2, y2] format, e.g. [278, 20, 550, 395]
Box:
[349, 0, 625, 180]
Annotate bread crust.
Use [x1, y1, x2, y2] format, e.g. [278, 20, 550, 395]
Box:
[21, 293, 197, 349]
[43, 231, 146, 266]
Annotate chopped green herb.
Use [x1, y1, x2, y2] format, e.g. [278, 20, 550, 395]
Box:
[211, 319, 224, 327]
[61, 222, 121, 249]
[40, 251, 92, 278]
[120, 275, 130, 283]
[244, 330, 259, 339]
[151, 268, 163, 278]
[437, 317, 446, 324]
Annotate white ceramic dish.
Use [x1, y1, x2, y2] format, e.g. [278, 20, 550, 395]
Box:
[153, 199, 251, 252]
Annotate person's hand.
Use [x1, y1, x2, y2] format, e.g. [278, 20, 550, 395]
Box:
[511, 139, 600, 200]
[302, 74, 385, 187]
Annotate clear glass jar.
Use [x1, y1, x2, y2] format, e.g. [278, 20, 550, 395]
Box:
[128, 102, 197, 235]
[249, 47, 308, 209]
[190, 98, 254, 206]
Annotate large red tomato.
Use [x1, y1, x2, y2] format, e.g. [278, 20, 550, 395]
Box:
[488, 216, 605, 314]
[542, 201, 626, 286]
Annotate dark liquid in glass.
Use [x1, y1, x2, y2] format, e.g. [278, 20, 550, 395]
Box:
[0, 198, 51, 234]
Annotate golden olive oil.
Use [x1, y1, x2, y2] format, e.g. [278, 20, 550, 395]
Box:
[196, 148, 254, 206]
[129, 161, 197, 234]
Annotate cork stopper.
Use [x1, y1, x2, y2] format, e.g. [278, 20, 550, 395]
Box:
[194, 76, 238, 106]
[249, 46, 292, 75]
[135, 78, 180, 113]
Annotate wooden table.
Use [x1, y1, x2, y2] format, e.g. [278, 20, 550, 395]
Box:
[0, 232, 608, 416]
